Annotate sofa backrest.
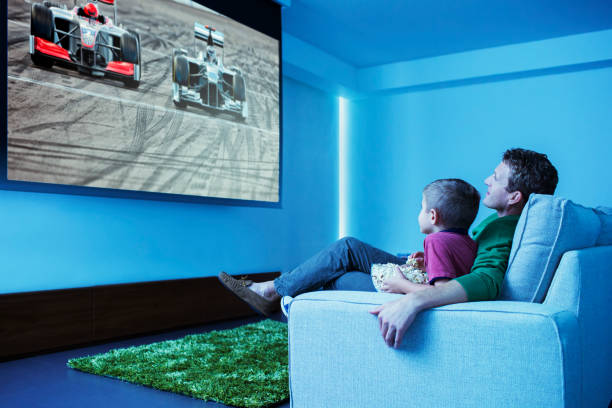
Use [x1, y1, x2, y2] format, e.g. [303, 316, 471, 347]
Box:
[594, 206, 612, 246]
[499, 194, 611, 302]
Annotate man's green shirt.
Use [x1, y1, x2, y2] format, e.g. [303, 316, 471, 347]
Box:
[455, 213, 520, 301]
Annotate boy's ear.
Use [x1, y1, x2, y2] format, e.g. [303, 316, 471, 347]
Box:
[429, 208, 440, 225]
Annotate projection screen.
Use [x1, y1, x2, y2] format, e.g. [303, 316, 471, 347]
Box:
[6, 0, 280, 203]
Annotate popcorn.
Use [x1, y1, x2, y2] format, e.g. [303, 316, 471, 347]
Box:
[371, 257, 427, 292]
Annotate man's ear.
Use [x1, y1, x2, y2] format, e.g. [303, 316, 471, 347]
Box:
[508, 190, 523, 206]
[429, 208, 441, 225]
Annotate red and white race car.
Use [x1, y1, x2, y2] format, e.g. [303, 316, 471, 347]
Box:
[29, 0, 141, 88]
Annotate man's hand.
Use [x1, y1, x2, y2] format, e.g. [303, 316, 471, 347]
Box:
[369, 280, 469, 349]
[369, 295, 420, 348]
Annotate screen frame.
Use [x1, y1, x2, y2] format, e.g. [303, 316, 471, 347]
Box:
[1, 0, 283, 208]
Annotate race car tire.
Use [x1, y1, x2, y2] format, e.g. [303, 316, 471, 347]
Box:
[173, 97, 187, 109]
[42, 1, 62, 8]
[127, 30, 142, 67]
[233, 73, 246, 102]
[173, 55, 189, 87]
[173, 100, 187, 109]
[120, 32, 139, 64]
[172, 82, 186, 108]
[123, 79, 140, 89]
[31, 3, 54, 42]
[240, 101, 248, 121]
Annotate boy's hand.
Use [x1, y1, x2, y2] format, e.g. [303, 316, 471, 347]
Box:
[409, 252, 425, 269]
[381, 266, 409, 294]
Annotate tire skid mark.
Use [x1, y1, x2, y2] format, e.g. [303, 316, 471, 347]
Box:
[157, 122, 222, 194]
[140, 103, 187, 192]
[211, 127, 278, 193]
[7, 34, 30, 48]
[8, 137, 277, 165]
[113, 104, 158, 189]
[79, 104, 154, 187]
[7, 142, 276, 175]
[206, 125, 232, 198]
[9, 75, 276, 134]
[9, 120, 114, 136]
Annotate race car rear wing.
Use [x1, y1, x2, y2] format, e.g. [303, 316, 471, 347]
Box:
[194, 22, 224, 48]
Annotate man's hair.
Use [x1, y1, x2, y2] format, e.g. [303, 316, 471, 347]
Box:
[423, 179, 481, 229]
[502, 148, 558, 201]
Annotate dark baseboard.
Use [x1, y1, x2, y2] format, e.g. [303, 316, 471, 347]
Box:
[0, 272, 280, 361]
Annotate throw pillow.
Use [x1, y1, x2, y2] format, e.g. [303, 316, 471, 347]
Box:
[499, 194, 601, 302]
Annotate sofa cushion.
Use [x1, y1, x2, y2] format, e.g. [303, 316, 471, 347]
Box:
[594, 206, 612, 246]
[499, 194, 601, 302]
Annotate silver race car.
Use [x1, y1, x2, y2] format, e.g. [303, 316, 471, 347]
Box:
[172, 23, 248, 120]
[29, 0, 141, 88]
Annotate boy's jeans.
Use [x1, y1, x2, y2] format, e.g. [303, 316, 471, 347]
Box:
[274, 237, 404, 297]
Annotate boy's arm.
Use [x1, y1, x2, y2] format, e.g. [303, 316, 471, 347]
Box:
[381, 266, 431, 294]
[382, 278, 428, 294]
[433, 278, 450, 286]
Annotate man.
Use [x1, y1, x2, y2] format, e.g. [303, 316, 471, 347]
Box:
[219, 148, 558, 348]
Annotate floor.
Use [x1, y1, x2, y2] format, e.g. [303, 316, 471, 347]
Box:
[0, 313, 290, 408]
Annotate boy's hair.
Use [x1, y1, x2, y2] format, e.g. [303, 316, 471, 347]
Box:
[502, 148, 558, 201]
[423, 179, 481, 229]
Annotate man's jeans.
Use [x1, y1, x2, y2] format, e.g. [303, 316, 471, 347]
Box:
[274, 237, 404, 297]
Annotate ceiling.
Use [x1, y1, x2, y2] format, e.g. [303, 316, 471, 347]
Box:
[282, 0, 612, 68]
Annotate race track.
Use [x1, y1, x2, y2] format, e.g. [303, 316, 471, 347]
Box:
[7, 0, 280, 201]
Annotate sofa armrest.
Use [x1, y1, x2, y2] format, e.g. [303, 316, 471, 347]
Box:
[288, 291, 579, 408]
[544, 246, 612, 408]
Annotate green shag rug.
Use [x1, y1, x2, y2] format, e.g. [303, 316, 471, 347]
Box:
[67, 320, 289, 408]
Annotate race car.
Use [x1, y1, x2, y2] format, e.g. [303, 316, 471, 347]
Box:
[172, 23, 248, 120]
[29, 0, 141, 88]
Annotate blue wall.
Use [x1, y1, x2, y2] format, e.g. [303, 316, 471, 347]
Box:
[0, 77, 339, 294]
[345, 63, 612, 254]
[3, 17, 611, 295]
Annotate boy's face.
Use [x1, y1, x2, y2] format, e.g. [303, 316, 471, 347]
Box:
[483, 161, 514, 211]
[418, 195, 435, 234]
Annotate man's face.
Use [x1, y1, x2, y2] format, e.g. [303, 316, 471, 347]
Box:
[483, 161, 514, 211]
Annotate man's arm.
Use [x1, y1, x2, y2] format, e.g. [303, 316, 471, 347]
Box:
[454, 215, 519, 301]
[369, 215, 519, 348]
[369, 280, 467, 348]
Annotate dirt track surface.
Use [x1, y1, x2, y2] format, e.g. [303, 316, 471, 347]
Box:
[7, 0, 280, 201]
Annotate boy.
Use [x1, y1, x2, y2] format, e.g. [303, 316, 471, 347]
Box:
[381, 179, 480, 294]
